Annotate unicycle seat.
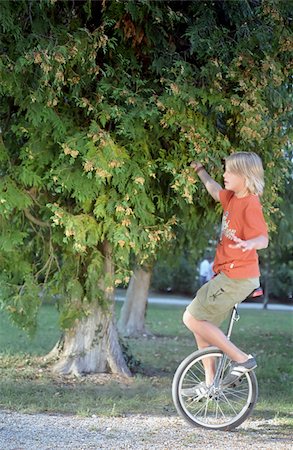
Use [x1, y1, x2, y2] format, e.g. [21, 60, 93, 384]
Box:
[246, 287, 263, 299]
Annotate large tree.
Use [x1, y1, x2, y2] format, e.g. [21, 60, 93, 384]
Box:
[0, 0, 291, 375]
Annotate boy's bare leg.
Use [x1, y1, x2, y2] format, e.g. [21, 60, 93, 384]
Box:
[194, 333, 215, 386]
[183, 311, 249, 363]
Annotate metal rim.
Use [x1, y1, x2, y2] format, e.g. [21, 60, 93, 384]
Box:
[176, 350, 255, 429]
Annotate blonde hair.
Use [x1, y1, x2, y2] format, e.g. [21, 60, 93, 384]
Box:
[225, 152, 265, 195]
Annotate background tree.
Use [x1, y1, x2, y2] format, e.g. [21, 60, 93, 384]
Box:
[261, 167, 293, 306]
[0, 0, 291, 375]
[117, 263, 153, 337]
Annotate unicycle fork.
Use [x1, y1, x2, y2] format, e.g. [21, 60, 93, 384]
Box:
[212, 305, 240, 389]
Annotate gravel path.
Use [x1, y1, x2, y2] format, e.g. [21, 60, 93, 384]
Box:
[0, 410, 292, 450]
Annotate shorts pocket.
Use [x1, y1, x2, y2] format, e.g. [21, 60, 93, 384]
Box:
[207, 286, 226, 304]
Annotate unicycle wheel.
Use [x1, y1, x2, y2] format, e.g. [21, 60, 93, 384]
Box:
[172, 346, 258, 431]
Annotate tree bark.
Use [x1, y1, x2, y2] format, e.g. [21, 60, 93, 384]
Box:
[46, 241, 131, 377]
[118, 266, 152, 337]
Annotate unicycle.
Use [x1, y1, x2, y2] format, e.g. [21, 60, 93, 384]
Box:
[172, 289, 262, 431]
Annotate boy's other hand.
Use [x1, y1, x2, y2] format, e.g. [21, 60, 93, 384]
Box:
[190, 161, 203, 171]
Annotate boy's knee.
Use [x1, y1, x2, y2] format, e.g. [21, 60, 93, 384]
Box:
[183, 310, 204, 334]
[183, 310, 195, 330]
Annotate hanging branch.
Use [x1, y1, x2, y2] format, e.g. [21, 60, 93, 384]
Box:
[24, 208, 50, 228]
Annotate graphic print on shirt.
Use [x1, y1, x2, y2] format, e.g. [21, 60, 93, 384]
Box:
[220, 211, 237, 241]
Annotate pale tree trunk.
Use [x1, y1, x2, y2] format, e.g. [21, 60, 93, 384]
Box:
[118, 266, 152, 337]
[46, 241, 131, 377]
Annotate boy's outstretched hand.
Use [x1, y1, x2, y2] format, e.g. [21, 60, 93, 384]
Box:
[229, 235, 269, 252]
[229, 236, 254, 252]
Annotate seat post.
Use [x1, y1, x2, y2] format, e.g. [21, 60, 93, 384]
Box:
[226, 305, 239, 340]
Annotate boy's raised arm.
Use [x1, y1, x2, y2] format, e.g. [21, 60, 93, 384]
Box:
[191, 162, 222, 202]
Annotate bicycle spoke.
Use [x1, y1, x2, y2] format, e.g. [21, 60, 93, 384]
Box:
[219, 393, 241, 416]
[224, 388, 249, 402]
[183, 368, 202, 386]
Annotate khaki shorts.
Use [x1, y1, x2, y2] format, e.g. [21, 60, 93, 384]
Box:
[186, 272, 259, 326]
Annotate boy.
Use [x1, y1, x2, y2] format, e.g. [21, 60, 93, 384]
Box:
[183, 152, 268, 394]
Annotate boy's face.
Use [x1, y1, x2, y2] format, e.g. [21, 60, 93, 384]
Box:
[223, 168, 247, 194]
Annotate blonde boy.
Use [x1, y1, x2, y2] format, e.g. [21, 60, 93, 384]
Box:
[183, 152, 268, 393]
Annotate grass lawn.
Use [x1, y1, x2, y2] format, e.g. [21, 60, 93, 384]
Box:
[0, 302, 292, 430]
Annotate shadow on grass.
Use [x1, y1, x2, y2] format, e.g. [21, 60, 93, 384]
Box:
[238, 418, 293, 442]
[253, 408, 293, 421]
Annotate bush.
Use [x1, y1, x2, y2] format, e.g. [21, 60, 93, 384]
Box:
[151, 255, 199, 295]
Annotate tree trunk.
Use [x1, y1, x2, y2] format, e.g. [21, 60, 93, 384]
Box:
[46, 241, 131, 377]
[118, 266, 152, 337]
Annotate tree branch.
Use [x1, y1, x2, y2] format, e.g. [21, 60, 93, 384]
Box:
[24, 208, 50, 228]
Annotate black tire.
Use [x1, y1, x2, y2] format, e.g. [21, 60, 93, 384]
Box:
[172, 347, 258, 431]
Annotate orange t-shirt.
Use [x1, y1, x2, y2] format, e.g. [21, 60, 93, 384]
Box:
[213, 190, 268, 279]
